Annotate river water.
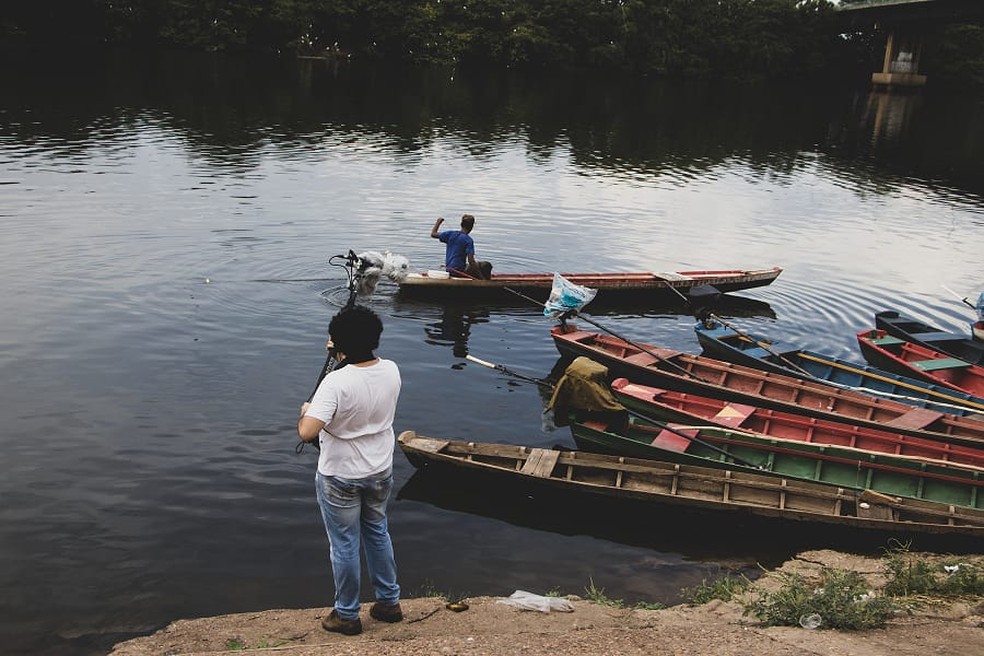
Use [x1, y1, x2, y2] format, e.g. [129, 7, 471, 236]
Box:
[1, 52, 983, 655]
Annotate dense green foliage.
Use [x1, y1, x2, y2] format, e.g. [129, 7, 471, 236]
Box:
[1, 0, 982, 88]
[744, 568, 896, 631]
[0, 0, 848, 79]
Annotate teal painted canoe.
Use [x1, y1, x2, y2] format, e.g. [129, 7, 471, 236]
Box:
[570, 415, 983, 510]
[694, 319, 984, 417]
[876, 310, 984, 365]
[858, 329, 984, 397]
[609, 378, 984, 470]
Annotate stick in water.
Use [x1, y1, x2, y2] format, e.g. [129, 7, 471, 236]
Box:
[941, 284, 975, 310]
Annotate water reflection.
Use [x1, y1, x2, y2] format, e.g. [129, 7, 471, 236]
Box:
[4, 52, 984, 196]
[865, 91, 923, 147]
[423, 305, 491, 357]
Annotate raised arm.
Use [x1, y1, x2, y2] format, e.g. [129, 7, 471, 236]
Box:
[430, 217, 445, 238]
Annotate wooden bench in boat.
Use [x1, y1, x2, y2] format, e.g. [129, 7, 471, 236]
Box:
[911, 331, 962, 343]
[868, 334, 906, 347]
[912, 357, 971, 372]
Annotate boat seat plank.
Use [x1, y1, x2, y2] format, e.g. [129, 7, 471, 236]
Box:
[520, 448, 561, 478]
[712, 403, 757, 428]
[410, 437, 451, 454]
[912, 357, 970, 371]
[869, 335, 906, 346]
[911, 332, 959, 343]
[883, 407, 946, 430]
[652, 429, 694, 453]
[742, 346, 772, 359]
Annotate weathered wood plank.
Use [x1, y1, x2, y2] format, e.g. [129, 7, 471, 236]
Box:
[520, 448, 560, 478]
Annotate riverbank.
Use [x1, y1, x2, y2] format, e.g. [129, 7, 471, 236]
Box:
[110, 549, 983, 656]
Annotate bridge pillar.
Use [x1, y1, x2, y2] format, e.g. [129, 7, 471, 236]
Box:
[872, 28, 928, 88]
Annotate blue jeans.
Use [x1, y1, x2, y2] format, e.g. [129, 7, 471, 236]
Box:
[315, 469, 400, 620]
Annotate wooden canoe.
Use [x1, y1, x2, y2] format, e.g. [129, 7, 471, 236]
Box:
[550, 323, 984, 449]
[876, 310, 984, 365]
[398, 431, 984, 537]
[610, 378, 984, 469]
[396, 267, 782, 302]
[693, 320, 984, 416]
[858, 329, 984, 397]
[569, 416, 984, 509]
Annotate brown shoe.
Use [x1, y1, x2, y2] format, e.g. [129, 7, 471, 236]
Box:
[321, 609, 362, 636]
[370, 601, 404, 623]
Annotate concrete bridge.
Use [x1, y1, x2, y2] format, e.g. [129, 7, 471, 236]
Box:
[836, 0, 984, 88]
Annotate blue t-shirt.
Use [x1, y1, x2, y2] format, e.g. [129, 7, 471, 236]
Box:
[439, 230, 475, 273]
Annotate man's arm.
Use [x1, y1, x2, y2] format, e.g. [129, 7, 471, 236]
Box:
[430, 217, 444, 238]
[297, 402, 325, 443]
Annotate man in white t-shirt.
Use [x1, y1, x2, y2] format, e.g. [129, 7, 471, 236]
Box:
[298, 305, 403, 636]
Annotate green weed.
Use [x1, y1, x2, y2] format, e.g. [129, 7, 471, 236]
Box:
[224, 637, 246, 651]
[884, 545, 984, 597]
[413, 579, 468, 603]
[744, 568, 895, 630]
[584, 576, 624, 608]
[681, 573, 752, 605]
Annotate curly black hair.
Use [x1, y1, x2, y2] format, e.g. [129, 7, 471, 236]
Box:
[329, 304, 383, 360]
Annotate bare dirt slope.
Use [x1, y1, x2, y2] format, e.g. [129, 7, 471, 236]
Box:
[110, 550, 984, 656]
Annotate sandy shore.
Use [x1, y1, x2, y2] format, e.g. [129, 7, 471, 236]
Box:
[109, 550, 984, 656]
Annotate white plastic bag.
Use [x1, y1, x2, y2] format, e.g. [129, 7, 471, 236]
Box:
[543, 273, 597, 318]
[496, 590, 575, 613]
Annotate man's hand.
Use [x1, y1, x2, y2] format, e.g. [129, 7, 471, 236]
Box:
[431, 217, 445, 238]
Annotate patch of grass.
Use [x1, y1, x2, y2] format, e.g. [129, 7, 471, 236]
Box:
[544, 586, 563, 598]
[584, 576, 624, 608]
[682, 573, 752, 605]
[255, 639, 288, 649]
[743, 568, 895, 630]
[412, 579, 468, 603]
[634, 600, 666, 610]
[883, 544, 984, 598]
[224, 637, 246, 651]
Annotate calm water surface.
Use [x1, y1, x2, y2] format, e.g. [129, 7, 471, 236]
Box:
[2, 53, 983, 654]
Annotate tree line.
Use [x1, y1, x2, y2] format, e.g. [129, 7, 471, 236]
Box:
[3, 1, 983, 88]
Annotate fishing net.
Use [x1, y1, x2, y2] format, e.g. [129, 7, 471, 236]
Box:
[354, 250, 409, 296]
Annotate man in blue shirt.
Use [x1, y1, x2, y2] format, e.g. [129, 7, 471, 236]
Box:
[430, 214, 492, 279]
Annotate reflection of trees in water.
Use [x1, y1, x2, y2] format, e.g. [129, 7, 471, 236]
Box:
[6, 53, 984, 195]
[423, 305, 490, 358]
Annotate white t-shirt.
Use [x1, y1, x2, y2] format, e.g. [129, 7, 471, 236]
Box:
[306, 358, 401, 478]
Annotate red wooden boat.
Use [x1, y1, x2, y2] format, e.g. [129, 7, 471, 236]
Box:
[858, 329, 984, 397]
[610, 378, 984, 469]
[397, 267, 782, 302]
[550, 323, 984, 449]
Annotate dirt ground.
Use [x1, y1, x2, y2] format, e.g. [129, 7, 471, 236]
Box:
[110, 550, 984, 656]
